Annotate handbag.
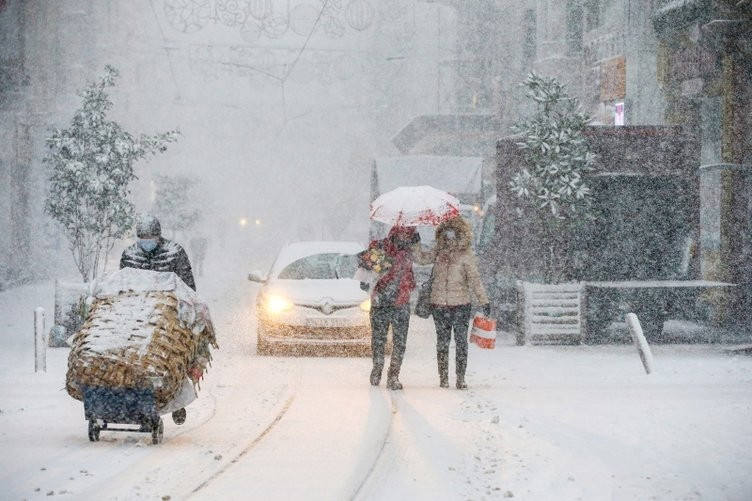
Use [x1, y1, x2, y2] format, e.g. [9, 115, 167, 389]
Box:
[414, 266, 434, 318]
[470, 313, 497, 349]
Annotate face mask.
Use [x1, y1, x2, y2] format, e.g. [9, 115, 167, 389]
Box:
[139, 239, 158, 252]
[445, 230, 456, 240]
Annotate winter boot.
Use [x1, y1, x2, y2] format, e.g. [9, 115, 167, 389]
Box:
[370, 365, 383, 386]
[386, 365, 403, 391]
[386, 377, 403, 390]
[438, 351, 449, 388]
[456, 356, 468, 390]
[172, 407, 186, 425]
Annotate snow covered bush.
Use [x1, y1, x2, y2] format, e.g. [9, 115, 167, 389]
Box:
[511, 73, 597, 281]
[511, 72, 596, 219]
[151, 174, 202, 238]
[44, 66, 179, 282]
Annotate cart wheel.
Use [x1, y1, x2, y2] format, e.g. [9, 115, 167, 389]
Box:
[172, 407, 186, 425]
[151, 418, 164, 445]
[88, 420, 100, 442]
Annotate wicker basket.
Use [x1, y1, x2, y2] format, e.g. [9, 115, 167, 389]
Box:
[66, 290, 215, 408]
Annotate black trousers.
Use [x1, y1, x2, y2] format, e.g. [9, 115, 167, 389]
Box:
[432, 304, 472, 378]
[370, 305, 410, 379]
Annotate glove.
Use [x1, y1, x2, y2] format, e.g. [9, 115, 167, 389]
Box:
[360, 282, 370, 292]
[482, 303, 491, 317]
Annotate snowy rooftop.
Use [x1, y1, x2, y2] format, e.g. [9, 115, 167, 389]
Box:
[373, 156, 483, 199]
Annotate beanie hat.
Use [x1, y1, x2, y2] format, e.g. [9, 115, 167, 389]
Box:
[136, 214, 161, 238]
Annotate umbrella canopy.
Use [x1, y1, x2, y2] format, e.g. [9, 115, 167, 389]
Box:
[369, 185, 461, 227]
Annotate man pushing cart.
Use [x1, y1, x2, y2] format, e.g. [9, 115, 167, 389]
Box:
[118, 214, 198, 425]
[65, 220, 217, 443]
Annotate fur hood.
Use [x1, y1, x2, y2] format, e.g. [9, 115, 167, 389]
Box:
[435, 216, 473, 252]
[428, 216, 488, 306]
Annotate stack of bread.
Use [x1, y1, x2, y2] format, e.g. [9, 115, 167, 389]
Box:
[66, 268, 217, 408]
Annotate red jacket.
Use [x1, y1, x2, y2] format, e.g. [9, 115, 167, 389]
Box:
[368, 226, 418, 307]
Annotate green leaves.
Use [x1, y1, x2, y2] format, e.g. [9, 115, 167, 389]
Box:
[509, 72, 598, 281]
[44, 66, 179, 281]
[510, 72, 596, 223]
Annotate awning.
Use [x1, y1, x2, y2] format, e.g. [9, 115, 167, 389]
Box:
[391, 114, 500, 155]
[372, 155, 483, 199]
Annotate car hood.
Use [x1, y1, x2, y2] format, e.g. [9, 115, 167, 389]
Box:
[263, 278, 367, 305]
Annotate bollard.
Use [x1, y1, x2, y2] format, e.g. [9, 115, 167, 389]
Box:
[34, 307, 46, 372]
[625, 312, 654, 374]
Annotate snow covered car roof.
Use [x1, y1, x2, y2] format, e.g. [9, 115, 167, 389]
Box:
[269, 241, 364, 279]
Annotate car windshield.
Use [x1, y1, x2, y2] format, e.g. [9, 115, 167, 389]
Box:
[277, 253, 359, 280]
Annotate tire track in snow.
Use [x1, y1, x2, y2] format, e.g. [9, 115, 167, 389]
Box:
[3, 374, 220, 500]
[188, 376, 298, 496]
[188, 358, 395, 499]
[352, 386, 484, 501]
[348, 389, 398, 500]
[80, 360, 300, 500]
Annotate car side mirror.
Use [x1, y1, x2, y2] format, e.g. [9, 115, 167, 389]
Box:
[248, 270, 266, 283]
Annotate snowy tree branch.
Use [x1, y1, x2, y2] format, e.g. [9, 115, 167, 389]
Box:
[44, 66, 180, 282]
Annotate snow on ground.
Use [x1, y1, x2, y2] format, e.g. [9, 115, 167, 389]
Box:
[2, 259, 752, 500]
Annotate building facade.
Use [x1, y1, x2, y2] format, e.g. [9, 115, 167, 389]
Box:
[400, 0, 750, 324]
[653, 0, 752, 320]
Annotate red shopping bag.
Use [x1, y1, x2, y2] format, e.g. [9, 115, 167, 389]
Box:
[470, 313, 497, 349]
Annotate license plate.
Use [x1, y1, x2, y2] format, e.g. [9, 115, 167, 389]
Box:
[305, 318, 350, 328]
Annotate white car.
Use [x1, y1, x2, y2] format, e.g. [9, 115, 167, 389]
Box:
[249, 241, 372, 356]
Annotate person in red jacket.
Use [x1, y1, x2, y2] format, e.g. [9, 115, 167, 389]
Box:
[362, 226, 420, 390]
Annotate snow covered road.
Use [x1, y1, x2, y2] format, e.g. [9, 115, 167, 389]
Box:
[2, 269, 752, 500]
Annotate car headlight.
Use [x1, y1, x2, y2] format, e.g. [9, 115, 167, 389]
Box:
[359, 298, 371, 312]
[264, 294, 294, 314]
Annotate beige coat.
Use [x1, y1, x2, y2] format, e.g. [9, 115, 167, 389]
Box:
[414, 217, 489, 307]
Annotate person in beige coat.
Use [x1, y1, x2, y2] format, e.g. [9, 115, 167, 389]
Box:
[423, 216, 489, 389]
